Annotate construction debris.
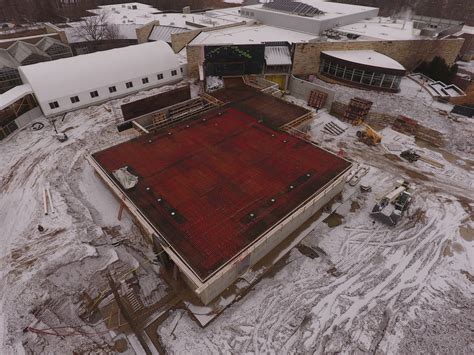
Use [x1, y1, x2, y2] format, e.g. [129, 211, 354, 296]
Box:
[42, 187, 55, 215]
[46, 188, 54, 214]
[400, 150, 445, 169]
[43, 188, 48, 215]
[112, 167, 139, 190]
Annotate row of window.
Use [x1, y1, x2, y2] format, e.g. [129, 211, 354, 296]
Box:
[48, 70, 180, 110]
[320, 59, 402, 90]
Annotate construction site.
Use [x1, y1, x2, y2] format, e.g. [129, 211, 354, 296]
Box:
[1, 70, 472, 354]
[0, 2, 473, 354]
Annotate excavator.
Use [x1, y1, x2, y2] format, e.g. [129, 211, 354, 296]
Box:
[356, 123, 382, 145]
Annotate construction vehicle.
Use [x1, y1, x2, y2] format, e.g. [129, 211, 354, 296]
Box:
[400, 149, 444, 169]
[371, 180, 414, 226]
[356, 123, 382, 145]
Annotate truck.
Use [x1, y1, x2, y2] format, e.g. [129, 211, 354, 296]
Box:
[371, 180, 414, 226]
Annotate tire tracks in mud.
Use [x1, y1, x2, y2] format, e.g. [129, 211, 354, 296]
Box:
[214, 194, 466, 354]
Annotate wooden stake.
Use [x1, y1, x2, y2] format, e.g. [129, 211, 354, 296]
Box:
[46, 188, 55, 214]
[43, 188, 48, 215]
[118, 201, 125, 221]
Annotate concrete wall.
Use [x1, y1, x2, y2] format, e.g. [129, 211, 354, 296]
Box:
[186, 45, 202, 78]
[44, 23, 68, 44]
[190, 168, 351, 305]
[288, 75, 335, 109]
[450, 81, 474, 105]
[136, 20, 160, 44]
[171, 29, 202, 53]
[292, 38, 465, 75]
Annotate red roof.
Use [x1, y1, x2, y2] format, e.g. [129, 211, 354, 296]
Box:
[93, 107, 350, 280]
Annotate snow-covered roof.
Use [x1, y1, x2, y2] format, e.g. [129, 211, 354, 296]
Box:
[244, 1, 378, 21]
[0, 33, 57, 44]
[265, 46, 292, 66]
[8, 41, 50, 63]
[189, 24, 317, 45]
[64, 23, 140, 43]
[0, 84, 33, 111]
[337, 18, 422, 41]
[89, 2, 161, 25]
[459, 25, 474, 35]
[85, 6, 242, 28]
[36, 37, 70, 51]
[0, 48, 19, 69]
[148, 25, 189, 42]
[322, 50, 405, 71]
[19, 41, 179, 103]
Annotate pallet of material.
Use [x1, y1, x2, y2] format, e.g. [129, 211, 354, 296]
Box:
[307, 90, 328, 109]
[343, 97, 373, 124]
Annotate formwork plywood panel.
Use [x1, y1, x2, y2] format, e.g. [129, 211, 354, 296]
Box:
[93, 107, 350, 281]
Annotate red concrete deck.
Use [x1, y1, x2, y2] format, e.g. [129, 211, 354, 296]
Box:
[93, 108, 350, 280]
[210, 78, 310, 129]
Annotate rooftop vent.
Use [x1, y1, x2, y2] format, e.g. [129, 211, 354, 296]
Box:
[263, 0, 324, 17]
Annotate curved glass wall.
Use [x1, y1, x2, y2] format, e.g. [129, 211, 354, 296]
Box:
[320, 58, 402, 90]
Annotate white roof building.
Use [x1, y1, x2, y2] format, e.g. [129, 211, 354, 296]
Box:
[189, 24, 317, 45]
[19, 41, 182, 117]
[336, 18, 422, 41]
[321, 50, 406, 71]
[240, 1, 379, 35]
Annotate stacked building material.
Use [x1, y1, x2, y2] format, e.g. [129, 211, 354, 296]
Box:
[307, 90, 328, 110]
[343, 97, 373, 125]
[393, 115, 418, 135]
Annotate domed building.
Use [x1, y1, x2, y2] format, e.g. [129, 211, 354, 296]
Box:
[319, 50, 406, 92]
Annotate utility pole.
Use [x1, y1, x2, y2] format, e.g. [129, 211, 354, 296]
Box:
[107, 271, 152, 355]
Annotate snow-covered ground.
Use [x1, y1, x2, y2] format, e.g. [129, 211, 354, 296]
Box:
[306, 76, 473, 154]
[1, 76, 473, 354]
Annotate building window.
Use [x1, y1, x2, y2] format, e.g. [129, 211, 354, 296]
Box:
[70, 96, 80, 104]
[171, 70, 177, 76]
[320, 57, 403, 91]
[49, 101, 59, 109]
[90, 90, 99, 98]
[109, 86, 117, 93]
[126, 81, 133, 89]
[142, 77, 149, 84]
[157, 73, 164, 80]
[180, 67, 183, 73]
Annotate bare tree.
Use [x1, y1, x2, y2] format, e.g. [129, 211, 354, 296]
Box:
[73, 11, 120, 42]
